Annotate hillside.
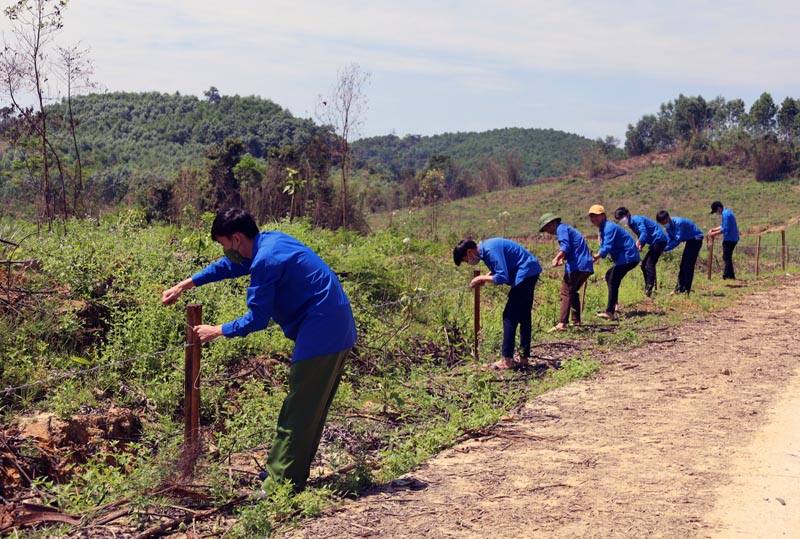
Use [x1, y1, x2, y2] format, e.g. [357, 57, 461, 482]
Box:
[353, 127, 593, 183]
[373, 155, 800, 240]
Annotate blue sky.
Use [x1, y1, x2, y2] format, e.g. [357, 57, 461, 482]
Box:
[3, 0, 800, 142]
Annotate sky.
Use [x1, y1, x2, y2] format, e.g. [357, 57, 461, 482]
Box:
[2, 0, 800, 142]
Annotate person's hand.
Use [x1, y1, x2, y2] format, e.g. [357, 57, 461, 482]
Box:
[469, 276, 487, 288]
[162, 284, 184, 306]
[592, 253, 601, 262]
[636, 241, 642, 252]
[193, 324, 223, 343]
[162, 279, 194, 306]
[551, 256, 562, 267]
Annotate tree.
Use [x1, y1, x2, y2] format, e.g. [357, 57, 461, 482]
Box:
[316, 63, 370, 229]
[748, 92, 777, 135]
[57, 43, 95, 215]
[776, 97, 799, 143]
[0, 0, 71, 228]
[204, 86, 221, 105]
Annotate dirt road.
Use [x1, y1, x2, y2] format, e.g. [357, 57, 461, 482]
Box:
[281, 280, 800, 539]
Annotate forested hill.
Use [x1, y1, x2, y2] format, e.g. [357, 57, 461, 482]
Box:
[352, 128, 594, 183]
[37, 91, 330, 203]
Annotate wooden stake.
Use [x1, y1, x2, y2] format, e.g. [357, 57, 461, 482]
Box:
[707, 237, 714, 279]
[184, 304, 202, 454]
[781, 230, 786, 271]
[473, 269, 481, 369]
[580, 279, 588, 313]
[755, 235, 761, 277]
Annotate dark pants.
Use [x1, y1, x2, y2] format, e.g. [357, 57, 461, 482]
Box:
[502, 275, 538, 359]
[676, 239, 703, 293]
[722, 240, 737, 279]
[559, 270, 592, 325]
[604, 261, 639, 314]
[642, 242, 666, 296]
[265, 348, 349, 491]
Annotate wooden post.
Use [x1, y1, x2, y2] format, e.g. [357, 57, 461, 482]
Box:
[781, 230, 786, 271]
[184, 304, 202, 453]
[473, 269, 480, 369]
[580, 279, 588, 313]
[755, 235, 761, 277]
[707, 237, 714, 279]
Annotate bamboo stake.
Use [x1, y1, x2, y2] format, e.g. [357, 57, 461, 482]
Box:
[755, 235, 761, 277]
[781, 230, 786, 271]
[184, 304, 202, 459]
[707, 237, 714, 279]
[473, 269, 480, 370]
[580, 279, 588, 313]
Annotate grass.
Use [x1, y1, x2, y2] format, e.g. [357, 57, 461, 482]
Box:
[4, 159, 800, 536]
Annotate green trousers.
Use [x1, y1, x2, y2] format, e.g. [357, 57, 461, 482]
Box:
[265, 348, 349, 491]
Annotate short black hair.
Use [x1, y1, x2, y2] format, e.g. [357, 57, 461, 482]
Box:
[614, 207, 630, 220]
[656, 210, 670, 224]
[453, 239, 477, 266]
[210, 208, 259, 240]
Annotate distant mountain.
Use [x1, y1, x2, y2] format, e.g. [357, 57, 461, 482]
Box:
[352, 128, 594, 183]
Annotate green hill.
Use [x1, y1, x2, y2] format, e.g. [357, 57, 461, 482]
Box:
[352, 128, 594, 183]
[375, 159, 800, 242]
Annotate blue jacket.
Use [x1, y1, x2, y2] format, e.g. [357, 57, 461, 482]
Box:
[556, 223, 594, 274]
[191, 231, 357, 362]
[720, 208, 740, 242]
[598, 220, 641, 265]
[478, 238, 542, 287]
[663, 217, 705, 252]
[628, 215, 668, 247]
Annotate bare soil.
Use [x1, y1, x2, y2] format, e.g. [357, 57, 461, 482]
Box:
[281, 280, 800, 539]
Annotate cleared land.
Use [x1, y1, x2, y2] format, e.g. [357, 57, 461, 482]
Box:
[281, 279, 800, 539]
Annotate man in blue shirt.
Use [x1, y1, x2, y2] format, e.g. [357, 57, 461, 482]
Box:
[614, 207, 669, 298]
[453, 238, 542, 371]
[656, 210, 705, 294]
[707, 201, 740, 280]
[538, 213, 594, 331]
[162, 208, 357, 492]
[588, 205, 640, 320]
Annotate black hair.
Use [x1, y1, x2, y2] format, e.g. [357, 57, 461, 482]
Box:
[210, 208, 260, 240]
[453, 239, 477, 266]
[656, 210, 670, 224]
[614, 207, 630, 220]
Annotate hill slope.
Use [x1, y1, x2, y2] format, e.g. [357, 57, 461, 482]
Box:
[374, 157, 800, 239]
[352, 127, 594, 183]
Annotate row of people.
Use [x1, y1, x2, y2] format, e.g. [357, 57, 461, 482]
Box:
[453, 201, 739, 371]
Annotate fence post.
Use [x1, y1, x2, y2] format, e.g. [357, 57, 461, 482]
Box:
[184, 304, 202, 459]
[473, 269, 480, 369]
[707, 237, 714, 280]
[755, 235, 761, 277]
[781, 230, 786, 271]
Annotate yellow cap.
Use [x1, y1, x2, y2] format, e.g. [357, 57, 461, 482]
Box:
[588, 204, 606, 215]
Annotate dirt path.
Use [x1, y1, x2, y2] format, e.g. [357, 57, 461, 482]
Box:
[281, 280, 800, 539]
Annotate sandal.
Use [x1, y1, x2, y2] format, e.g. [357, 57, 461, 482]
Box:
[482, 360, 513, 371]
[596, 311, 616, 320]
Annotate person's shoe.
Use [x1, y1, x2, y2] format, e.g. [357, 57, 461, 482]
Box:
[644, 289, 652, 298]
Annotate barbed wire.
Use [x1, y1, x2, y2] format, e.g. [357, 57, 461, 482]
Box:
[1, 343, 191, 396]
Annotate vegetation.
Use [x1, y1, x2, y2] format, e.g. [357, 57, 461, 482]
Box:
[624, 93, 800, 182]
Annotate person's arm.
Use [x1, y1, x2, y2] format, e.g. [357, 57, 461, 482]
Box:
[636, 220, 651, 246]
[469, 274, 495, 288]
[597, 226, 613, 259]
[664, 226, 680, 252]
[708, 226, 722, 238]
[552, 250, 567, 267]
[162, 277, 195, 306]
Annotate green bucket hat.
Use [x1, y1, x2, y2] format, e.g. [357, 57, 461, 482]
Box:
[538, 213, 561, 232]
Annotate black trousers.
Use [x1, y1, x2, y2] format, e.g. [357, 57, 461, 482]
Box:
[502, 275, 538, 359]
[604, 260, 639, 314]
[676, 239, 703, 293]
[722, 240, 737, 279]
[642, 242, 666, 295]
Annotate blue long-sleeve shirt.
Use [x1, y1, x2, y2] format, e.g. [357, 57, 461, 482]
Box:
[628, 215, 668, 247]
[597, 220, 641, 265]
[720, 208, 740, 242]
[478, 238, 542, 286]
[556, 223, 594, 274]
[663, 217, 705, 252]
[191, 231, 357, 362]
